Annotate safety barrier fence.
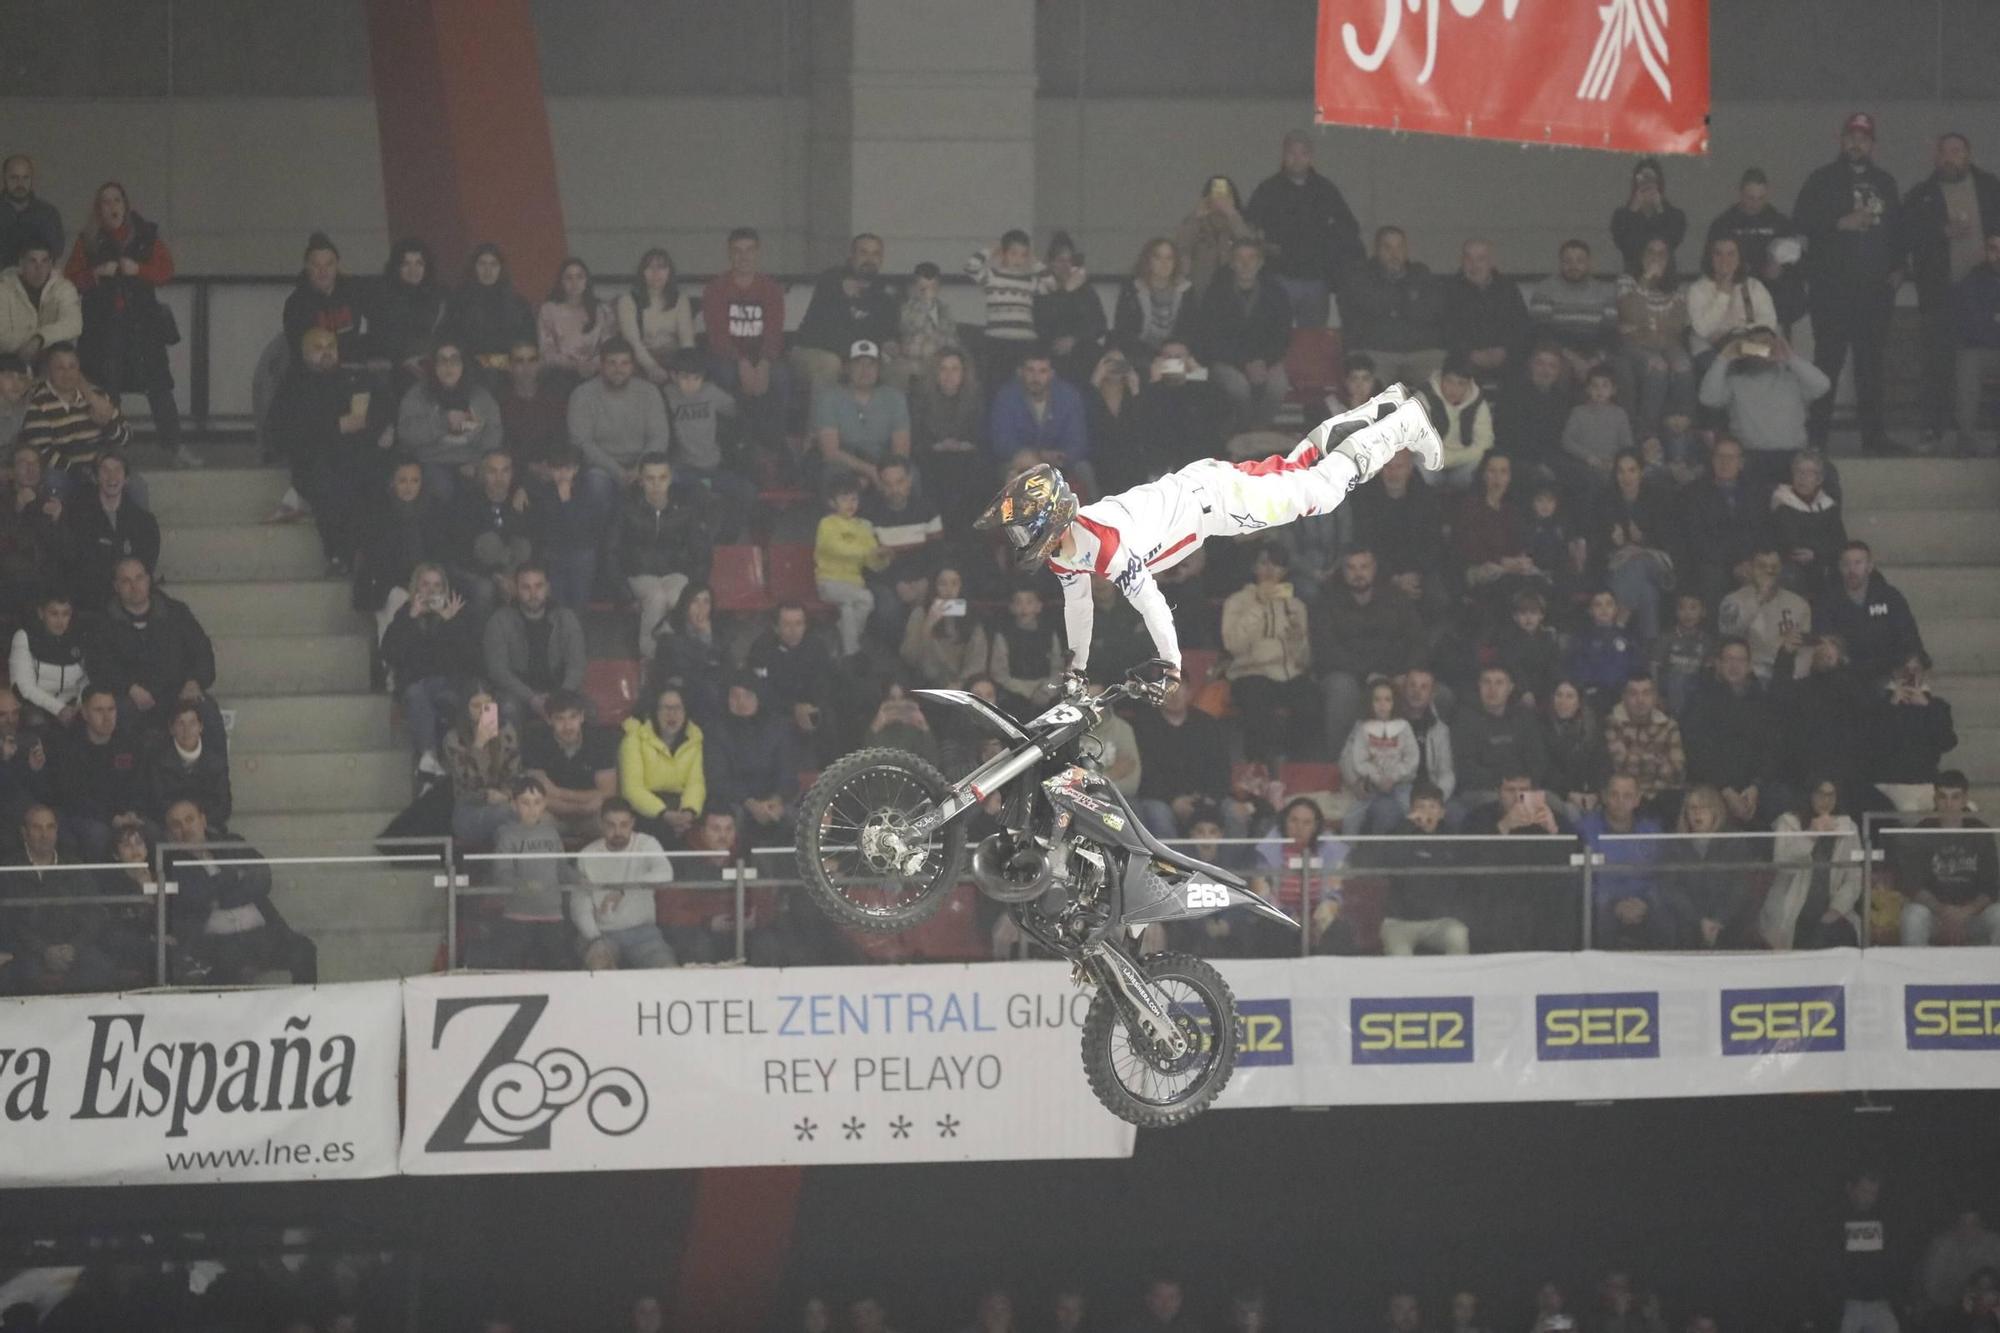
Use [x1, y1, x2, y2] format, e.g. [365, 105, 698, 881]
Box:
[2, 825, 1994, 991]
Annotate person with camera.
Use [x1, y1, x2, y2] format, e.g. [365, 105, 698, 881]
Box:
[899, 564, 987, 691]
[1698, 324, 1831, 490]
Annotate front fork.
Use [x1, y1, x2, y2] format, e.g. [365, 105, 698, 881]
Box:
[1086, 943, 1190, 1059]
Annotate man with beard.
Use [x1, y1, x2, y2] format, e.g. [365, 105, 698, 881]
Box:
[792, 232, 898, 389]
[1794, 112, 1904, 452]
[1902, 133, 2000, 448]
[265, 326, 379, 573]
[0, 155, 62, 269]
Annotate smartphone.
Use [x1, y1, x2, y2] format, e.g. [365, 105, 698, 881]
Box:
[479, 701, 499, 728]
[938, 598, 967, 618]
[1159, 357, 1187, 376]
[1779, 609, 1795, 633]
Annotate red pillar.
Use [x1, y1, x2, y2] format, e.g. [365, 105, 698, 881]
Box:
[362, 0, 567, 296]
[671, 1166, 805, 1333]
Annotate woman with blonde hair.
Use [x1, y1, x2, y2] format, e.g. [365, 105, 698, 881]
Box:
[1661, 784, 1758, 949]
[379, 562, 478, 777]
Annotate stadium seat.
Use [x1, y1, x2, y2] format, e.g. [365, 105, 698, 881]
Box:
[585, 658, 641, 724]
[844, 884, 987, 962]
[1283, 326, 1344, 404]
[1179, 647, 1219, 693]
[1280, 762, 1341, 796]
[710, 544, 772, 612]
[765, 543, 828, 612]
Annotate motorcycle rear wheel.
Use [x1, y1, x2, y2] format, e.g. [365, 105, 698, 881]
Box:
[1081, 951, 1238, 1128]
[795, 747, 967, 932]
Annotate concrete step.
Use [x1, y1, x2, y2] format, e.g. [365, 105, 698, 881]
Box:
[302, 928, 444, 984]
[1887, 567, 2000, 620]
[1946, 726, 2000, 784]
[231, 748, 411, 815]
[223, 692, 400, 753]
[229, 808, 414, 850]
[214, 632, 374, 695]
[1848, 510, 2000, 567]
[145, 467, 290, 527]
[173, 579, 365, 637]
[1974, 788, 2000, 817]
[1929, 676, 2000, 729]
[1913, 619, 2000, 676]
[271, 868, 445, 932]
[1839, 458, 2000, 511]
[158, 523, 327, 583]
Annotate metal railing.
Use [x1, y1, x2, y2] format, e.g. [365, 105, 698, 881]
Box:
[4, 820, 1995, 993]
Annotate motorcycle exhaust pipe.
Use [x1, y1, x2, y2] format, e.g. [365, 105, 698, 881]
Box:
[970, 833, 1057, 903]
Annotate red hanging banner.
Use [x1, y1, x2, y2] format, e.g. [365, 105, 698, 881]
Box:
[1315, 0, 1710, 155]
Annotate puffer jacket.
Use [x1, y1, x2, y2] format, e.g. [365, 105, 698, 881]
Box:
[1221, 582, 1311, 683]
[618, 716, 706, 820]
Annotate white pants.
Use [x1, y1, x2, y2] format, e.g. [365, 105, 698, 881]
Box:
[1178, 450, 1365, 546]
[1379, 917, 1471, 956]
[628, 574, 690, 660]
[817, 578, 875, 656]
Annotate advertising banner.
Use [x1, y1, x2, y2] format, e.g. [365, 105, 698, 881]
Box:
[1216, 950, 2000, 1109]
[0, 982, 403, 1187]
[400, 965, 1137, 1174]
[1315, 0, 1710, 154]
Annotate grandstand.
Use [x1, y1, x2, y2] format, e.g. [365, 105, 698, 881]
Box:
[4, 1, 2000, 1330]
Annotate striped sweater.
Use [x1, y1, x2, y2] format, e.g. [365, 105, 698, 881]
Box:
[964, 250, 1054, 342]
[20, 379, 131, 471]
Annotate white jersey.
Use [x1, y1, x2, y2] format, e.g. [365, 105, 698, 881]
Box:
[1050, 444, 1361, 672]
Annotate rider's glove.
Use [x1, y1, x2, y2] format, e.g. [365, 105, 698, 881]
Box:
[1062, 668, 1091, 698]
[1139, 667, 1182, 707]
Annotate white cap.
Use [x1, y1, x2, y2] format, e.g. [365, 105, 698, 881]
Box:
[848, 339, 881, 360]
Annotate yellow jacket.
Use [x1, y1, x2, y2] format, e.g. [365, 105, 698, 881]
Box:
[815, 513, 884, 585]
[618, 716, 706, 819]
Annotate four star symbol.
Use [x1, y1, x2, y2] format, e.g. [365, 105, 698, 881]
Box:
[796, 1113, 965, 1144]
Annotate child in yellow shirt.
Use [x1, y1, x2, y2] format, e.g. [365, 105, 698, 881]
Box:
[814, 477, 890, 656]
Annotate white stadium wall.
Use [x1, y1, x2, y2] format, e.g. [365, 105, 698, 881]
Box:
[5, 95, 2000, 282]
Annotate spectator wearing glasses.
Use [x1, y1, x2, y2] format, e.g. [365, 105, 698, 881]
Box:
[397, 339, 502, 503]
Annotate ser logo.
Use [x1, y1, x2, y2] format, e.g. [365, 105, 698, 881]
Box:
[1536, 992, 1659, 1061]
[423, 995, 649, 1153]
[1235, 999, 1293, 1067]
[1351, 996, 1474, 1065]
[1721, 986, 1845, 1056]
[1905, 985, 2000, 1051]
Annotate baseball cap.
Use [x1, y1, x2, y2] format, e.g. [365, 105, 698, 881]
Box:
[1843, 112, 1876, 138]
[848, 339, 881, 361]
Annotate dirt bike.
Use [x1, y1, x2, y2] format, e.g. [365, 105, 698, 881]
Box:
[795, 662, 1297, 1127]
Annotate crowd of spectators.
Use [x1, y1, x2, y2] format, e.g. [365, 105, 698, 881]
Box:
[2, 110, 1999, 984]
[20, 1172, 1994, 1333]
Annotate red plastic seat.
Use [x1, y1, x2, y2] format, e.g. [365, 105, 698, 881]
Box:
[765, 543, 828, 612]
[1179, 647, 1220, 692]
[710, 544, 772, 613]
[1280, 761, 1341, 795]
[585, 658, 641, 725]
[1283, 326, 1344, 404]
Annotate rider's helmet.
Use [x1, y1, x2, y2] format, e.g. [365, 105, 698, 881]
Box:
[974, 463, 1078, 568]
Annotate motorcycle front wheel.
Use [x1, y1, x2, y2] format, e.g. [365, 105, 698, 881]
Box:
[1081, 952, 1238, 1129]
[795, 747, 967, 932]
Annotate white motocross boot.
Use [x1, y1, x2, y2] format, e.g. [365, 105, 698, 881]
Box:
[1333, 393, 1445, 483]
[1286, 383, 1411, 464]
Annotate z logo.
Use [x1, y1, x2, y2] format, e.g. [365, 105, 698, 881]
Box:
[425, 995, 649, 1153]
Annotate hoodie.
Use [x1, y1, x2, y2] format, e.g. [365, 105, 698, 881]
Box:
[1769, 484, 1846, 575]
[1339, 715, 1419, 793]
[1815, 570, 1923, 687]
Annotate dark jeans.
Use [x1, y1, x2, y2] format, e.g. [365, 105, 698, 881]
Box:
[1230, 674, 1322, 764]
[1918, 299, 1957, 435]
[467, 916, 573, 970]
[1807, 286, 1894, 446]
